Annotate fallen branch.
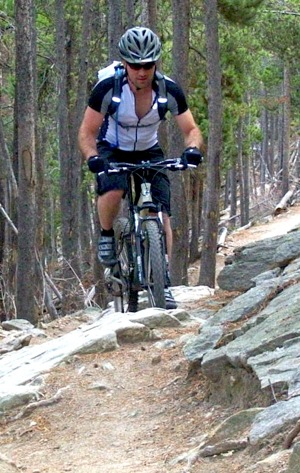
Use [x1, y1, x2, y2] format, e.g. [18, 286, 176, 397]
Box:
[62, 257, 88, 301]
[274, 188, 295, 216]
[6, 386, 70, 422]
[0, 202, 62, 314]
[217, 227, 228, 251]
[283, 419, 300, 449]
[268, 377, 278, 403]
[199, 438, 248, 457]
[0, 202, 18, 234]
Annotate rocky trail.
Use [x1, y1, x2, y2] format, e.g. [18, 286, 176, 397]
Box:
[1, 205, 300, 473]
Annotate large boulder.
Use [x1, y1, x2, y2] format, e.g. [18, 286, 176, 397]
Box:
[217, 229, 300, 292]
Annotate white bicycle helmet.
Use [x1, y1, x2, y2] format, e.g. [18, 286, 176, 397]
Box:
[118, 26, 162, 63]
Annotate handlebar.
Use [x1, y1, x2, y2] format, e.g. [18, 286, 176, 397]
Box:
[100, 158, 197, 175]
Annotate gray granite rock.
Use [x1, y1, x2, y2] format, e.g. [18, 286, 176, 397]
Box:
[0, 384, 41, 412]
[2, 319, 35, 331]
[202, 282, 300, 385]
[217, 230, 300, 292]
[209, 283, 279, 326]
[183, 325, 223, 362]
[249, 397, 300, 445]
[247, 338, 300, 392]
[199, 408, 263, 456]
[286, 442, 300, 473]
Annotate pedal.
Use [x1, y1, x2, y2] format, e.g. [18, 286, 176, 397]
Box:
[104, 266, 124, 296]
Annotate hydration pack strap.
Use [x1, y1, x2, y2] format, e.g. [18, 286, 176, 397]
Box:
[155, 71, 168, 120]
[108, 65, 168, 121]
[108, 63, 125, 116]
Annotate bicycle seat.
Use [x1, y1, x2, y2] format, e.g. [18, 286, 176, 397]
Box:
[137, 202, 159, 212]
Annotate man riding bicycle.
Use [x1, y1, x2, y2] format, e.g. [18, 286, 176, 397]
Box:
[78, 26, 204, 309]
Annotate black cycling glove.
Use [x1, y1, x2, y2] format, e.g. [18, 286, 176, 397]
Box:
[87, 155, 109, 173]
[181, 147, 203, 168]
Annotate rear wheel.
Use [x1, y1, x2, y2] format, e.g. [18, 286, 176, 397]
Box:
[142, 220, 166, 309]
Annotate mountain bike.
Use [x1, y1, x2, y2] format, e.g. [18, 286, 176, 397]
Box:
[103, 158, 194, 312]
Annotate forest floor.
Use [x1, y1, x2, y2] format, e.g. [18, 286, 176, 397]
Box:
[1, 204, 300, 473]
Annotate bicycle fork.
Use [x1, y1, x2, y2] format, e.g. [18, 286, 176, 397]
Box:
[133, 210, 169, 289]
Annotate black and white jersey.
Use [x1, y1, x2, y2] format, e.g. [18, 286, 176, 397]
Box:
[88, 73, 188, 151]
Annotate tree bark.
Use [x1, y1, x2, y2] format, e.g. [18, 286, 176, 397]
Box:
[108, 0, 123, 61]
[141, 0, 157, 30]
[168, 0, 190, 286]
[125, 0, 135, 28]
[198, 0, 222, 288]
[281, 63, 290, 196]
[189, 170, 203, 263]
[56, 0, 83, 314]
[229, 163, 237, 226]
[15, 0, 38, 323]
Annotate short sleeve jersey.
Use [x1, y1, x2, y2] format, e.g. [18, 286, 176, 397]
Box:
[88, 72, 188, 151]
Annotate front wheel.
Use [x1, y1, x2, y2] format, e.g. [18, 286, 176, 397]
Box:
[142, 220, 166, 309]
[113, 218, 138, 312]
[113, 218, 131, 312]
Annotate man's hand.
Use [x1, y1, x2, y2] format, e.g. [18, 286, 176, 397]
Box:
[87, 155, 109, 173]
[181, 147, 203, 168]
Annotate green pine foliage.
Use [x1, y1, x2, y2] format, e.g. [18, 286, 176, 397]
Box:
[2, 0, 300, 265]
[218, 0, 266, 25]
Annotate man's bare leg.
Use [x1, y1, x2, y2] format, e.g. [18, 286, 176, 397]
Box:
[162, 213, 172, 263]
[97, 189, 123, 265]
[97, 189, 124, 230]
[162, 213, 177, 308]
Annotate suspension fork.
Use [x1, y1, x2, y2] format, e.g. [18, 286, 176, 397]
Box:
[157, 206, 170, 285]
[133, 209, 144, 284]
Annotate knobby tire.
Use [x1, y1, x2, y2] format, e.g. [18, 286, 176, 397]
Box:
[142, 220, 166, 309]
[113, 218, 132, 312]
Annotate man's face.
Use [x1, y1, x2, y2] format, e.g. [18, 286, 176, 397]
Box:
[125, 62, 156, 89]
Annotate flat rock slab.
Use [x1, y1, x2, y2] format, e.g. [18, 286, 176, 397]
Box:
[0, 309, 183, 389]
[171, 285, 214, 302]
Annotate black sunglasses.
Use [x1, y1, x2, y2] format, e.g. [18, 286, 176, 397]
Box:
[127, 62, 156, 70]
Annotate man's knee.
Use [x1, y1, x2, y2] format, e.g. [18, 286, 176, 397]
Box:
[99, 189, 124, 205]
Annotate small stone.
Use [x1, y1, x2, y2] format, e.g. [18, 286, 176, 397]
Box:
[101, 361, 115, 371]
[89, 381, 110, 391]
[151, 355, 162, 365]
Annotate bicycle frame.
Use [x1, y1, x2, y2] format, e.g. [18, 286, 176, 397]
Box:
[126, 171, 169, 290]
[102, 158, 193, 311]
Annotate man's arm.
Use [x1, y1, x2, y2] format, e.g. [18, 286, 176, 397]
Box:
[78, 106, 105, 160]
[174, 109, 204, 150]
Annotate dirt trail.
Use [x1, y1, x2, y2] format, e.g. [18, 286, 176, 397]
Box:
[1, 204, 300, 473]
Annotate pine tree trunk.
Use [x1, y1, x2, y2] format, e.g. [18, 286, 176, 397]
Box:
[189, 171, 203, 264]
[108, 0, 123, 61]
[282, 63, 290, 196]
[56, 0, 83, 314]
[198, 0, 222, 288]
[15, 0, 38, 323]
[230, 163, 237, 226]
[168, 0, 190, 286]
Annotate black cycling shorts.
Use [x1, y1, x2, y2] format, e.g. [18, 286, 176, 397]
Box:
[95, 141, 171, 215]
